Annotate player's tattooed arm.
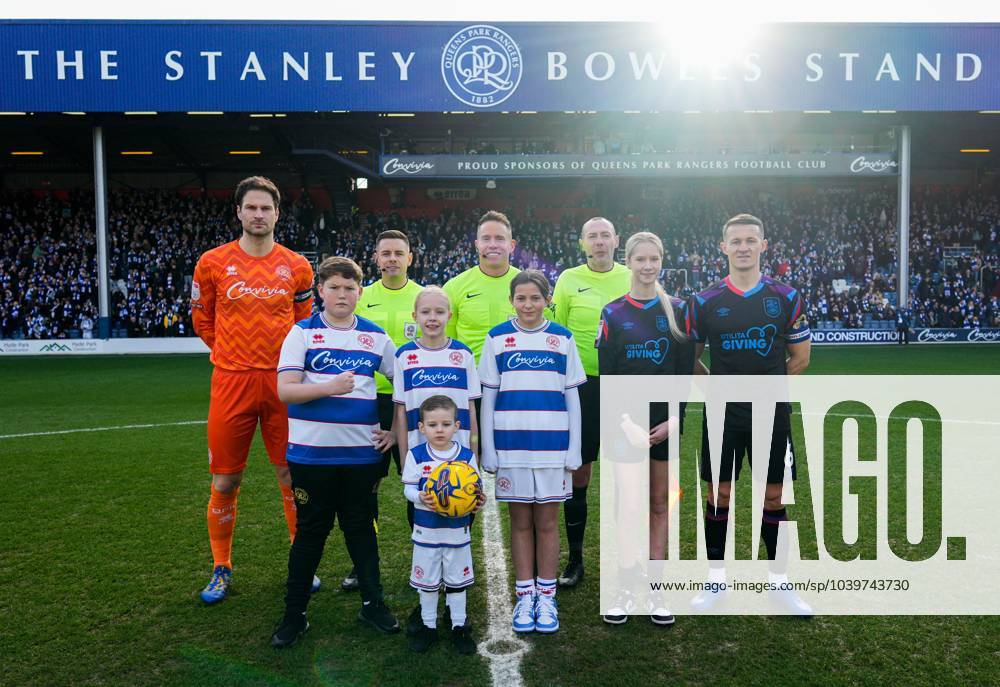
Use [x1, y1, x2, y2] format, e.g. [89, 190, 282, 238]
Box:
[786, 339, 811, 375]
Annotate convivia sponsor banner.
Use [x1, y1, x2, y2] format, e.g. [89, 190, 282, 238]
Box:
[912, 328, 1000, 344]
[0, 338, 210, 355]
[812, 328, 1000, 344]
[380, 153, 898, 178]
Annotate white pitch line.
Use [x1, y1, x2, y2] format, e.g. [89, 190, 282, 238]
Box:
[478, 471, 530, 687]
[0, 420, 206, 440]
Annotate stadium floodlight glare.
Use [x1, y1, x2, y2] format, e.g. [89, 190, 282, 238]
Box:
[120, 151, 154, 156]
[11, 151, 43, 155]
[228, 150, 261, 155]
[517, 111, 538, 114]
[0, 112, 27, 116]
[658, 17, 759, 71]
[978, 111, 1000, 114]
[385, 113, 415, 117]
[960, 149, 991, 153]
[803, 110, 832, 114]
[355, 177, 368, 190]
[485, 179, 497, 189]
[124, 112, 157, 115]
[187, 111, 224, 115]
[249, 113, 274, 118]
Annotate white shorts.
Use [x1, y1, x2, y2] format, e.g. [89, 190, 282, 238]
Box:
[410, 543, 474, 591]
[494, 467, 573, 503]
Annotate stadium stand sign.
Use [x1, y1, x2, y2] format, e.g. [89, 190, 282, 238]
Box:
[379, 153, 898, 178]
[2, 21, 999, 111]
[0, 338, 209, 355]
[813, 328, 1000, 345]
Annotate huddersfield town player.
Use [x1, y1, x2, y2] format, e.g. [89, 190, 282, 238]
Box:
[686, 214, 812, 615]
[191, 176, 315, 604]
[479, 271, 586, 634]
[551, 217, 630, 588]
[598, 232, 694, 626]
[270, 257, 400, 648]
[402, 395, 485, 655]
[394, 286, 481, 635]
[443, 210, 521, 363]
[339, 229, 423, 592]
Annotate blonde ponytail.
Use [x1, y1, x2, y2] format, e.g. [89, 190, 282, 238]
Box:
[624, 231, 687, 341]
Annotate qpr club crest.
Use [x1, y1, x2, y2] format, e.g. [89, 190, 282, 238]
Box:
[763, 297, 782, 319]
[275, 265, 292, 281]
[441, 24, 523, 108]
[450, 351, 464, 366]
[357, 333, 375, 350]
[546, 335, 560, 350]
[655, 315, 668, 333]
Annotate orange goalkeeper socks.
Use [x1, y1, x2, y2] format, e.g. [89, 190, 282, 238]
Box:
[207, 486, 239, 569]
[279, 482, 297, 543]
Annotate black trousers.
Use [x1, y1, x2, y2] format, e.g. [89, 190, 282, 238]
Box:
[284, 461, 384, 615]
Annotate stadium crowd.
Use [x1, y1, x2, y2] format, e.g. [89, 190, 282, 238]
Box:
[2, 186, 998, 339]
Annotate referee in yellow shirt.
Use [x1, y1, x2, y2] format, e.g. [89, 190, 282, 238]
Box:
[551, 217, 631, 587]
[340, 229, 423, 591]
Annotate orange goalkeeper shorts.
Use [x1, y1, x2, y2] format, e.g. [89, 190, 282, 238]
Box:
[206, 368, 288, 474]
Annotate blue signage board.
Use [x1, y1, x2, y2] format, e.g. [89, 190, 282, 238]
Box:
[1, 21, 998, 112]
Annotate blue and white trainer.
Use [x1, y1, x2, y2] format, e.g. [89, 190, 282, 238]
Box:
[534, 594, 559, 633]
[200, 565, 232, 604]
[311, 575, 321, 594]
[512, 594, 536, 633]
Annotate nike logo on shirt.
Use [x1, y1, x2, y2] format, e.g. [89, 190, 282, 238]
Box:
[577, 287, 592, 293]
[466, 293, 482, 299]
[367, 303, 381, 308]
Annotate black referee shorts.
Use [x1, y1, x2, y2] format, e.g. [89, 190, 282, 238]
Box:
[579, 375, 601, 464]
[699, 412, 797, 485]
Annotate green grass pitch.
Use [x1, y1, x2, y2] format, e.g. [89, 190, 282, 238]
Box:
[2, 345, 999, 686]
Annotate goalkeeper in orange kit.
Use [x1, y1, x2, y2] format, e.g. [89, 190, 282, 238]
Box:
[190, 176, 315, 604]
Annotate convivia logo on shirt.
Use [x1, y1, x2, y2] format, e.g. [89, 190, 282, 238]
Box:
[310, 351, 375, 373]
[226, 281, 289, 300]
[506, 352, 557, 369]
[411, 370, 461, 387]
[720, 324, 778, 357]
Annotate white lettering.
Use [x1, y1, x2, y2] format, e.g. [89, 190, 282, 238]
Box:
[16, 50, 39, 80]
[100, 50, 118, 80]
[382, 158, 435, 175]
[806, 53, 823, 82]
[628, 52, 665, 80]
[57, 50, 84, 81]
[358, 52, 375, 81]
[240, 51, 266, 81]
[548, 52, 567, 80]
[200, 51, 222, 81]
[283, 52, 308, 81]
[744, 53, 761, 82]
[226, 281, 289, 300]
[916, 52, 941, 81]
[585, 52, 615, 81]
[164, 50, 184, 81]
[392, 51, 414, 81]
[325, 52, 343, 81]
[839, 52, 859, 81]
[876, 53, 900, 81]
[957, 53, 982, 81]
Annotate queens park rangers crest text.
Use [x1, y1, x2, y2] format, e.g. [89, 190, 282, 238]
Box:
[441, 24, 523, 108]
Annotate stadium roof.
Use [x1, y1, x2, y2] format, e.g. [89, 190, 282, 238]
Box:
[1, 111, 997, 177]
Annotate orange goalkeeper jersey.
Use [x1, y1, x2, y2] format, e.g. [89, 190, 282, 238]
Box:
[191, 240, 314, 371]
